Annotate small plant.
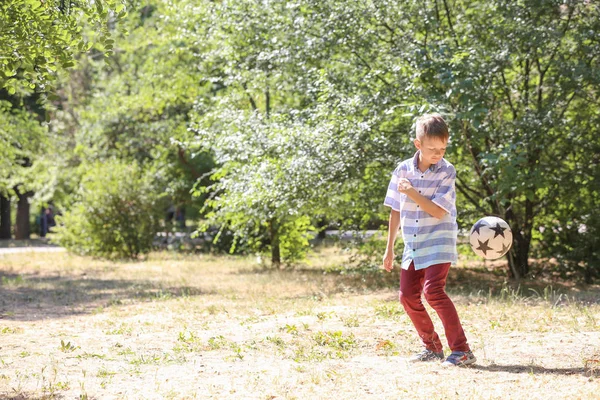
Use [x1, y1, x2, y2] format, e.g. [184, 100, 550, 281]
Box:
[205, 305, 222, 315]
[313, 331, 356, 351]
[1, 275, 24, 286]
[374, 303, 404, 320]
[316, 312, 333, 321]
[1, 326, 24, 334]
[375, 339, 399, 356]
[207, 335, 230, 350]
[281, 324, 299, 335]
[266, 336, 286, 349]
[174, 331, 203, 353]
[341, 314, 360, 327]
[59, 340, 80, 353]
[97, 367, 117, 379]
[77, 353, 106, 360]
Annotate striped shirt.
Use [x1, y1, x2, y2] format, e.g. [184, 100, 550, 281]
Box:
[383, 151, 458, 270]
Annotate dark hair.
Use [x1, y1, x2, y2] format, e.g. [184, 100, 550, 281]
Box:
[415, 113, 449, 141]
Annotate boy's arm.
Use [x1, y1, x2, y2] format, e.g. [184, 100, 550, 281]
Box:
[383, 210, 400, 272]
[398, 178, 447, 219]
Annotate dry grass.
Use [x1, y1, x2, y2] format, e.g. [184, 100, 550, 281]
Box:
[0, 247, 598, 399]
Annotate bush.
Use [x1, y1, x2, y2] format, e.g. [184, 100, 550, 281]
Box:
[54, 161, 161, 259]
[536, 213, 600, 284]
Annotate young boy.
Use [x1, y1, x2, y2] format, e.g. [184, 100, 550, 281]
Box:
[382, 113, 476, 367]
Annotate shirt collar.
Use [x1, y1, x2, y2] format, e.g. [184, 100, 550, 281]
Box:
[412, 151, 444, 173]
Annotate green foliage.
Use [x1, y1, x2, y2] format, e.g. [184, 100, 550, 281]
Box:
[0, 99, 48, 193]
[0, 0, 127, 92]
[54, 161, 161, 259]
[279, 216, 316, 263]
[51, 0, 214, 220]
[14, 0, 598, 280]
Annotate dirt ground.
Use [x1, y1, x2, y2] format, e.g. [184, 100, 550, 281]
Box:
[0, 249, 598, 399]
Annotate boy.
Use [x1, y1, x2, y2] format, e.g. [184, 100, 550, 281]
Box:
[382, 113, 476, 367]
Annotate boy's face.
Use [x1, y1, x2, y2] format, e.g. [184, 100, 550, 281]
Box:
[414, 136, 448, 165]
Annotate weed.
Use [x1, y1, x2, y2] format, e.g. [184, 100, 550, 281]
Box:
[280, 324, 299, 335]
[174, 331, 203, 353]
[341, 314, 360, 327]
[59, 340, 80, 353]
[375, 339, 399, 356]
[104, 323, 133, 335]
[266, 336, 286, 349]
[1, 275, 24, 286]
[205, 304, 222, 315]
[374, 303, 403, 320]
[316, 311, 334, 321]
[207, 335, 231, 350]
[1, 326, 24, 334]
[97, 367, 117, 378]
[77, 353, 106, 360]
[313, 331, 356, 351]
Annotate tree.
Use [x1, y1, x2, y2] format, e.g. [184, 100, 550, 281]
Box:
[46, 0, 215, 252]
[187, 0, 398, 264]
[0, 94, 49, 239]
[393, 0, 600, 278]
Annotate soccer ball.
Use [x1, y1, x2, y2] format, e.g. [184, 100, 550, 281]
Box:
[469, 216, 513, 260]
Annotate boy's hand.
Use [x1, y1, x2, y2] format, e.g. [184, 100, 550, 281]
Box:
[397, 178, 413, 193]
[382, 250, 395, 272]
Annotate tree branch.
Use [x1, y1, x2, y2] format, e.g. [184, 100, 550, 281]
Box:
[242, 82, 257, 111]
[500, 70, 518, 120]
[455, 179, 490, 215]
[442, 0, 459, 47]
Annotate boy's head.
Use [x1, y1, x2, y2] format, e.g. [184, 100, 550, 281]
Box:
[414, 113, 449, 166]
[415, 113, 449, 142]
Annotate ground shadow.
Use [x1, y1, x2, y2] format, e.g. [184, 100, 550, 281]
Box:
[233, 264, 600, 304]
[0, 271, 207, 321]
[472, 363, 599, 377]
[3, 393, 67, 400]
[0, 238, 61, 249]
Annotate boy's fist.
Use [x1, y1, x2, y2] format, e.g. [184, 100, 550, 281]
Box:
[382, 250, 395, 272]
[397, 178, 413, 192]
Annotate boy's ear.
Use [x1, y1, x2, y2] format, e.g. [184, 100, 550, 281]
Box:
[413, 138, 421, 149]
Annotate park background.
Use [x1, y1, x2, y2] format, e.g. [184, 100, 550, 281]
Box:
[1, 1, 599, 399]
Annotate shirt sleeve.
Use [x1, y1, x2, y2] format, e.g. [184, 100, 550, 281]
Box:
[431, 166, 457, 216]
[383, 166, 403, 212]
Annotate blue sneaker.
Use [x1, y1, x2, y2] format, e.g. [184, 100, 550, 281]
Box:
[442, 351, 476, 367]
[409, 349, 444, 363]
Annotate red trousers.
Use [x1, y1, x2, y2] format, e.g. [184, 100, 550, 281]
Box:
[399, 261, 470, 352]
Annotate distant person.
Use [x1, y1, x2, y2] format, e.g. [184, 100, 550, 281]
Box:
[382, 113, 476, 367]
[40, 207, 48, 237]
[40, 206, 55, 237]
[47, 206, 56, 231]
[175, 206, 186, 229]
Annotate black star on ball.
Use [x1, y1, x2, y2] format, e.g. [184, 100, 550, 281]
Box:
[471, 220, 489, 236]
[490, 223, 507, 238]
[497, 242, 511, 255]
[476, 239, 493, 256]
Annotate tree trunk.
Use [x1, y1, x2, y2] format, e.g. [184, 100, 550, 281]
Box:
[15, 190, 32, 240]
[269, 218, 281, 267]
[317, 218, 327, 240]
[0, 194, 10, 239]
[506, 219, 532, 280]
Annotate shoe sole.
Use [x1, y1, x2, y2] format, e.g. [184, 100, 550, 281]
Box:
[442, 356, 477, 367]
